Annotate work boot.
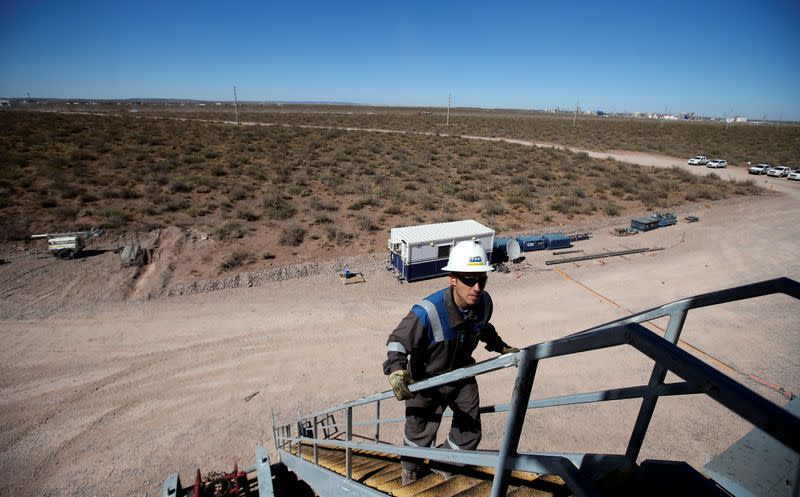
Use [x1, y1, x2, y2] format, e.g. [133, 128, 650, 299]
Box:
[401, 467, 420, 486]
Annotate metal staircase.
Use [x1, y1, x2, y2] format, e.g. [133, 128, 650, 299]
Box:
[163, 277, 800, 497]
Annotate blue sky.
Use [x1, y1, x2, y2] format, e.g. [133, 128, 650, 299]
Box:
[1, 0, 798, 119]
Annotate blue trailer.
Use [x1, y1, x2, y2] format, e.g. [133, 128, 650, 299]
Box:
[388, 220, 494, 282]
[631, 216, 660, 232]
[516, 234, 546, 252]
[544, 233, 572, 250]
[653, 212, 677, 227]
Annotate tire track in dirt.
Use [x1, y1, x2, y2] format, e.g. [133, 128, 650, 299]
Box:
[0, 259, 57, 299]
[0, 329, 269, 494]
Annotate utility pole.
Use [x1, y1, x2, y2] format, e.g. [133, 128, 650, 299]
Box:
[446, 94, 451, 126]
[233, 86, 240, 125]
[572, 100, 579, 127]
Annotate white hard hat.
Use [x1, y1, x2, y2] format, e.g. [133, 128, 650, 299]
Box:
[441, 241, 494, 273]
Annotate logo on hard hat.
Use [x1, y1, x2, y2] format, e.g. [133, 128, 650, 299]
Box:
[467, 256, 484, 265]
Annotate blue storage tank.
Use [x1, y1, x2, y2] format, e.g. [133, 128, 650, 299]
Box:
[544, 233, 571, 250]
[492, 237, 522, 263]
[516, 235, 546, 252]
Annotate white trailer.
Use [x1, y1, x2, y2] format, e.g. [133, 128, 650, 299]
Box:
[388, 219, 494, 282]
[31, 228, 101, 259]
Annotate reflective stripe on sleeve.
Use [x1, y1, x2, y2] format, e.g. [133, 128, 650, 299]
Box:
[387, 342, 407, 354]
[418, 299, 445, 343]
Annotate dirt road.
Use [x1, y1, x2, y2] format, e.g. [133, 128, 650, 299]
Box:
[1, 143, 798, 496]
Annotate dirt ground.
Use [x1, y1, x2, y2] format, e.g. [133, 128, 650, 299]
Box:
[0, 146, 798, 497]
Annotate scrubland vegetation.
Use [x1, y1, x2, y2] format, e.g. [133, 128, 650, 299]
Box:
[99, 103, 800, 166]
[0, 109, 767, 269]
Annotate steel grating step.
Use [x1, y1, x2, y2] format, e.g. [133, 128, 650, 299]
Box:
[288, 443, 572, 496]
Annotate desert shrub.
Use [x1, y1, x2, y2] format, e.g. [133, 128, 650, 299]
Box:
[0, 216, 31, 241]
[550, 198, 574, 215]
[79, 192, 99, 203]
[279, 224, 306, 245]
[120, 187, 141, 199]
[143, 205, 160, 215]
[164, 198, 190, 212]
[263, 191, 295, 219]
[237, 209, 260, 221]
[383, 205, 403, 215]
[169, 178, 192, 193]
[603, 202, 621, 216]
[228, 184, 249, 201]
[418, 194, 439, 210]
[457, 190, 480, 202]
[182, 154, 203, 164]
[219, 250, 250, 272]
[609, 177, 629, 190]
[482, 199, 507, 216]
[313, 214, 333, 224]
[99, 207, 131, 226]
[357, 214, 377, 232]
[70, 150, 98, 161]
[190, 175, 218, 190]
[731, 179, 760, 195]
[310, 196, 338, 211]
[54, 206, 78, 221]
[216, 222, 244, 241]
[45, 156, 67, 169]
[325, 226, 353, 244]
[101, 188, 124, 199]
[58, 184, 81, 199]
[347, 198, 367, 210]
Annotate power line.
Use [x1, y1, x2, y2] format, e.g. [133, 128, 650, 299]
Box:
[233, 86, 240, 125]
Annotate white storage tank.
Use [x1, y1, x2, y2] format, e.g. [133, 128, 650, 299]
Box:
[388, 220, 495, 282]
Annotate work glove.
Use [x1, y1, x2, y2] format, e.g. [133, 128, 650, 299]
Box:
[388, 370, 414, 401]
[500, 346, 520, 355]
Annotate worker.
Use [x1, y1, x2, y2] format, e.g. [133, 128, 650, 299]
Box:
[382, 240, 519, 485]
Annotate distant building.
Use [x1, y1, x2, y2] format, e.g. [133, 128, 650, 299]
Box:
[0, 100, 10, 107]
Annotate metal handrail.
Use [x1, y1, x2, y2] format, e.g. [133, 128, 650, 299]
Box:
[274, 277, 800, 497]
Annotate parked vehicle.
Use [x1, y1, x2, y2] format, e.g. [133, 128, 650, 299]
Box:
[707, 159, 727, 168]
[30, 228, 102, 259]
[767, 166, 791, 177]
[787, 170, 800, 181]
[748, 163, 773, 175]
[688, 156, 708, 165]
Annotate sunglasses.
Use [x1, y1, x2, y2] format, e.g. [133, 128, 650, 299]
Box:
[455, 273, 488, 287]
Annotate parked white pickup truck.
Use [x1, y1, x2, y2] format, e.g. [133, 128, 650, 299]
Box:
[748, 164, 773, 175]
[767, 166, 791, 177]
[688, 156, 708, 165]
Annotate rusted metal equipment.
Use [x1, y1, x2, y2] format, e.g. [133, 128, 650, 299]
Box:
[612, 227, 639, 236]
[120, 240, 148, 267]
